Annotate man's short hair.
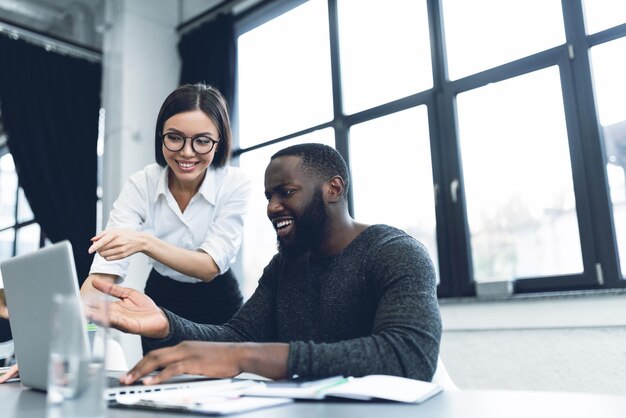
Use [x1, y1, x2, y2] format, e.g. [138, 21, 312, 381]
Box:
[271, 143, 350, 197]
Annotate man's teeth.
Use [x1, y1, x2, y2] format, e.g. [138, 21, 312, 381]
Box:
[276, 220, 293, 229]
[178, 162, 195, 168]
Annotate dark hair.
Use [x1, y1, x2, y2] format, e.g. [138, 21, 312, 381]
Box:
[271, 143, 350, 198]
[154, 83, 232, 168]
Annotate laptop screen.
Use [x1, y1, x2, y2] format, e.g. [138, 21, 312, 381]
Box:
[0, 240, 88, 391]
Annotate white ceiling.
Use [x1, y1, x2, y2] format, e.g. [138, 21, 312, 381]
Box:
[0, 0, 105, 48]
[0, 0, 102, 19]
[0, 0, 238, 49]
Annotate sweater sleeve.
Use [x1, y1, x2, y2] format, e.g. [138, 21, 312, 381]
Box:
[286, 235, 442, 381]
[142, 255, 280, 351]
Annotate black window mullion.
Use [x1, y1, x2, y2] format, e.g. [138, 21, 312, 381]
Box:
[231, 0, 626, 297]
[428, 0, 474, 297]
[326, 0, 352, 215]
[11, 185, 18, 257]
[562, 0, 622, 285]
[557, 50, 608, 290]
[428, 0, 455, 297]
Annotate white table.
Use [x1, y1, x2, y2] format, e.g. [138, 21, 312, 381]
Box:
[2, 381, 626, 418]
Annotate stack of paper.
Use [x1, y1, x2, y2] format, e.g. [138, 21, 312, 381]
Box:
[113, 380, 292, 415]
[244, 374, 442, 403]
[112, 374, 442, 415]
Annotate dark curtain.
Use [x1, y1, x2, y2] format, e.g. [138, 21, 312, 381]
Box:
[0, 36, 101, 284]
[178, 13, 237, 110]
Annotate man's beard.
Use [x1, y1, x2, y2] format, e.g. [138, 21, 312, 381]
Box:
[278, 187, 328, 259]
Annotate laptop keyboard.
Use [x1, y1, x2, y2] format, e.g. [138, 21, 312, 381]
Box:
[107, 376, 124, 388]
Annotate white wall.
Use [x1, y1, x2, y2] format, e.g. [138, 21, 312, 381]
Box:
[442, 327, 626, 395]
[440, 293, 626, 396]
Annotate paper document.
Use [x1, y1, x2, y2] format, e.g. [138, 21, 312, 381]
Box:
[113, 379, 292, 415]
[244, 374, 442, 403]
[324, 375, 442, 403]
[244, 375, 347, 399]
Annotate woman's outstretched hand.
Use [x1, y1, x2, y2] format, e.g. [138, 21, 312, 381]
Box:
[88, 229, 147, 261]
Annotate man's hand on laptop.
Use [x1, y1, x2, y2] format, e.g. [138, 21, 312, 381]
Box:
[120, 341, 241, 385]
[89, 278, 170, 339]
[0, 364, 18, 383]
[120, 342, 290, 386]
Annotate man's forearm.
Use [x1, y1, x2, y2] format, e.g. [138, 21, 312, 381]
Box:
[237, 342, 289, 380]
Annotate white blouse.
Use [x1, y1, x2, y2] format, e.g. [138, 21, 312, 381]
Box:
[89, 163, 252, 283]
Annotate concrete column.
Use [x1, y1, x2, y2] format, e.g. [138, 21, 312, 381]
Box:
[101, 0, 180, 215]
[100, 0, 180, 366]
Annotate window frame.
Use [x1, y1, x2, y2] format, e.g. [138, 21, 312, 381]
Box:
[233, 0, 624, 299]
[0, 145, 46, 258]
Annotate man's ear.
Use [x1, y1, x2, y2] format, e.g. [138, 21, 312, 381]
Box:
[326, 176, 346, 203]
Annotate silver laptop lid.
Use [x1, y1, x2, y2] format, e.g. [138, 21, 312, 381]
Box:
[1, 241, 229, 397]
[0, 240, 89, 390]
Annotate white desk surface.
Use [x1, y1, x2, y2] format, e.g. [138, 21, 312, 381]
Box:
[2, 380, 626, 418]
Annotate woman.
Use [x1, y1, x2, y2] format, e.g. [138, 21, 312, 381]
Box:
[81, 84, 251, 352]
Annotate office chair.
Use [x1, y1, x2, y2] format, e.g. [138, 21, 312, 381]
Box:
[431, 355, 458, 390]
[92, 333, 128, 371]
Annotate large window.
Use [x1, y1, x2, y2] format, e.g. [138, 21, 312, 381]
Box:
[589, 37, 626, 277]
[336, 0, 432, 114]
[349, 106, 438, 278]
[442, 0, 565, 80]
[0, 120, 45, 266]
[237, 0, 333, 149]
[0, 127, 52, 290]
[234, 0, 626, 298]
[0, 150, 44, 263]
[0, 106, 105, 283]
[457, 68, 582, 282]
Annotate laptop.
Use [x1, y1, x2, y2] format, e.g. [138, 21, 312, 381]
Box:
[0, 240, 232, 400]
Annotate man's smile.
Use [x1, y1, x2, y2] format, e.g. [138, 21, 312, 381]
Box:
[273, 218, 294, 238]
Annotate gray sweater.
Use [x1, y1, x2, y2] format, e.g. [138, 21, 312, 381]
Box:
[144, 224, 442, 381]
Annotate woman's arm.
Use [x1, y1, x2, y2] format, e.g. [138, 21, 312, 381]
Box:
[88, 167, 219, 282]
[90, 168, 251, 283]
[89, 230, 220, 282]
[80, 272, 120, 298]
[196, 170, 252, 278]
[143, 236, 220, 281]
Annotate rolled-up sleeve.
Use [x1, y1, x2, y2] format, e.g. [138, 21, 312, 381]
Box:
[199, 170, 252, 273]
[89, 174, 147, 281]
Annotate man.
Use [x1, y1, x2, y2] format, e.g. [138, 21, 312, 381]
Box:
[91, 143, 442, 385]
